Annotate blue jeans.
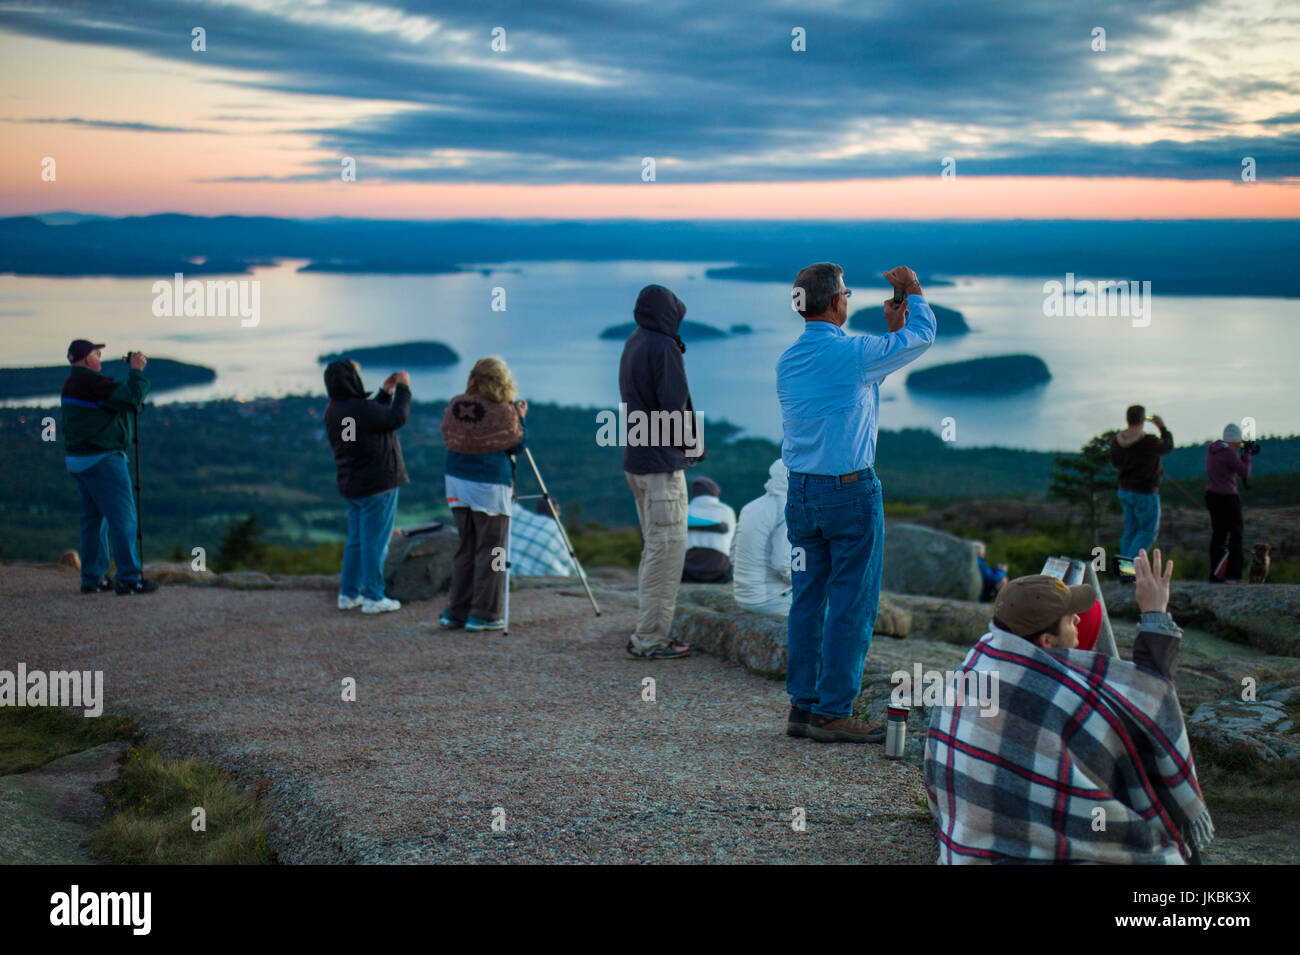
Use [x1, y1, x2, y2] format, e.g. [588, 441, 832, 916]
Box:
[340, 488, 399, 600]
[72, 451, 141, 587]
[785, 468, 884, 718]
[1118, 488, 1160, 558]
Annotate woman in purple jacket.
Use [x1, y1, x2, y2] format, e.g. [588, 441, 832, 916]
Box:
[1205, 423, 1253, 582]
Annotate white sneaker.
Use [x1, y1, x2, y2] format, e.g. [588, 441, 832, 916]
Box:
[338, 594, 364, 610]
[362, 597, 401, 614]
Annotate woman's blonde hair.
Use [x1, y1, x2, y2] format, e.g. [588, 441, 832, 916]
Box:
[466, 356, 517, 404]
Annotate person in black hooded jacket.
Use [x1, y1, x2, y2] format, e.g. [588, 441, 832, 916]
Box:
[618, 284, 704, 660]
[323, 360, 411, 614]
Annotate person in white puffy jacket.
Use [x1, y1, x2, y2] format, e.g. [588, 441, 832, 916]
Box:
[730, 459, 793, 615]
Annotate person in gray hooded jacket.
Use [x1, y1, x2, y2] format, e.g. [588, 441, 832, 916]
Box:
[617, 284, 704, 660]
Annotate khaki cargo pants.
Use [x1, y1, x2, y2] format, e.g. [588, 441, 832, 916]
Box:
[625, 469, 688, 650]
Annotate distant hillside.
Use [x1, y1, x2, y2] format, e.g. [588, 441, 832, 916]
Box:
[317, 341, 459, 367]
[4, 216, 1298, 296]
[849, 302, 970, 336]
[0, 359, 215, 400]
[907, 354, 1050, 394]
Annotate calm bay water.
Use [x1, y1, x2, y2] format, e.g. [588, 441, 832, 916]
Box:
[3, 260, 1298, 451]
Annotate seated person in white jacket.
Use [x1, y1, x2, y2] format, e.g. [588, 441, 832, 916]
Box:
[681, 477, 737, 583]
[730, 459, 793, 615]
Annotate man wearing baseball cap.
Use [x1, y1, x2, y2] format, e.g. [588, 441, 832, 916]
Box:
[924, 550, 1213, 864]
[61, 340, 157, 595]
[990, 573, 1098, 649]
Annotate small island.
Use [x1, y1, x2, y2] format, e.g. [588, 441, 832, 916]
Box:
[0, 358, 216, 400]
[599, 320, 728, 341]
[298, 261, 466, 275]
[906, 354, 1050, 394]
[705, 264, 954, 287]
[729, 324, 753, 335]
[317, 341, 460, 367]
[849, 302, 970, 336]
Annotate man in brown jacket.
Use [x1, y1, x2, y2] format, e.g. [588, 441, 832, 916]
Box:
[1110, 404, 1173, 560]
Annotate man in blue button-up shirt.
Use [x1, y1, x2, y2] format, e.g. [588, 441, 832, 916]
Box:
[777, 264, 936, 743]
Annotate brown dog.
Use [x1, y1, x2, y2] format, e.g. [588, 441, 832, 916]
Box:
[1248, 543, 1271, 584]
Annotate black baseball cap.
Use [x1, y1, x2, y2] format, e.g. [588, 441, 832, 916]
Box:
[67, 340, 105, 363]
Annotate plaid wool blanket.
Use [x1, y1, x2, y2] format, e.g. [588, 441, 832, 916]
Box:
[923, 627, 1214, 864]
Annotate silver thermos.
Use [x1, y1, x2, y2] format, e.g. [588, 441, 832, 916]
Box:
[885, 705, 909, 759]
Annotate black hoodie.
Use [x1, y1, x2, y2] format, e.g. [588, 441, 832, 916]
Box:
[618, 284, 702, 474]
[323, 360, 411, 498]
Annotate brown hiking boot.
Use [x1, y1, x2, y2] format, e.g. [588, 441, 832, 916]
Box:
[808, 714, 886, 744]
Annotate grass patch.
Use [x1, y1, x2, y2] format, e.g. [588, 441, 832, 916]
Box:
[90, 744, 276, 865]
[569, 524, 642, 569]
[884, 501, 930, 518]
[0, 707, 274, 865]
[0, 707, 137, 776]
[1194, 739, 1300, 819]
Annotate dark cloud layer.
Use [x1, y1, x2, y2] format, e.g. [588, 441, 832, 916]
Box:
[2, 0, 1297, 182]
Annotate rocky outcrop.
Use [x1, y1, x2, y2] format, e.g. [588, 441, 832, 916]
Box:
[1102, 581, 1300, 658]
[676, 585, 915, 637]
[902, 500, 1300, 567]
[883, 524, 983, 601]
[671, 584, 989, 682]
[141, 562, 333, 589]
[383, 526, 459, 601]
[1187, 678, 1300, 761]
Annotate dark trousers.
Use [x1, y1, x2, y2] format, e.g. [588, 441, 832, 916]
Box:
[1205, 491, 1244, 580]
[447, 506, 510, 620]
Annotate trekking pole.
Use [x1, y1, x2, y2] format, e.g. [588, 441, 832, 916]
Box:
[520, 447, 601, 617]
[131, 407, 144, 565]
[504, 483, 514, 636]
[504, 457, 516, 635]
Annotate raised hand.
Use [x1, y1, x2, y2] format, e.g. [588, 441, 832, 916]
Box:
[882, 297, 909, 332]
[883, 266, 922, 296]
[1134, 547, 1174, 614]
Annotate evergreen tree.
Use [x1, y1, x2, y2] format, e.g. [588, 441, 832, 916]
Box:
[215, 512, 267, 571]
[1048, 432, 1118, 546]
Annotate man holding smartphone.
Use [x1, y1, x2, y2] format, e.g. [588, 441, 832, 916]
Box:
[61, 340, 157, 595]
[778, 264, 936, 742]
[1110, 404, 1173, 560]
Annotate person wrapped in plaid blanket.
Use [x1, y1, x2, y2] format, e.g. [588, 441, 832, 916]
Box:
[924, 549, 1214, 864]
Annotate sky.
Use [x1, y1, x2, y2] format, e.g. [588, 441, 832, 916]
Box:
[1, 0, 1298, 219]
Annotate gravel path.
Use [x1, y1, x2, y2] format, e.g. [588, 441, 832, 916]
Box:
[2, 565, 934, 864]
